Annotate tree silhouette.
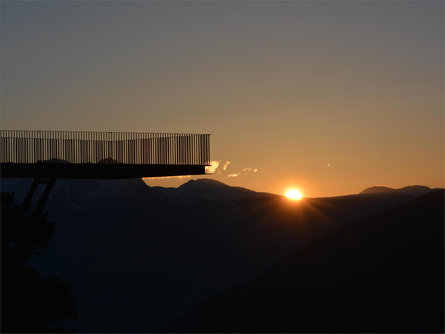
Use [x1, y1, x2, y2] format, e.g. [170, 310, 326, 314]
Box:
[1, 192, 77, 332]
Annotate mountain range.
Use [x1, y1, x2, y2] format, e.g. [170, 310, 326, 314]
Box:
[167, 189, 444, 332]
[1, 178, 443, 332]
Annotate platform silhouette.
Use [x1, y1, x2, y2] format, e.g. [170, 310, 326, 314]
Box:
[0, 130, 210, 178]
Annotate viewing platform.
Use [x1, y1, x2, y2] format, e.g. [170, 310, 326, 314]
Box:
[0, 130, 210, 179]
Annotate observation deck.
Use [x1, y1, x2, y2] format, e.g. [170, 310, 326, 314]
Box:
[0, 130, 210, 179]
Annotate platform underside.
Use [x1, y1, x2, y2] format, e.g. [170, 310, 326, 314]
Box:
[0, 163, 206, 179]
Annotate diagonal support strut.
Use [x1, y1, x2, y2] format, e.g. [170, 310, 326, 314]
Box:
[22, 177, 56, 215]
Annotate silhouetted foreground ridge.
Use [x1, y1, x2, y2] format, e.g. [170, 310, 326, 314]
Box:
[1, 193, 77, 332]
[167, 190, 444, 333]
[1, 178, 440, 332]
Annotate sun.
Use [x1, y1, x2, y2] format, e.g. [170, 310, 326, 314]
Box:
[285, 188, 303, 201]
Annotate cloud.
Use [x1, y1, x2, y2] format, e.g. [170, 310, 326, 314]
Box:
[206, 160, 221, 173]
[205, 160, 231, 174]
[222, 161, 231, 171]
[226, 166, 258, 178]
[242, 167, 258, 173]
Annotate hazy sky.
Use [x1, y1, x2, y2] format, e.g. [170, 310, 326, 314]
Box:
[1, 1, 443, 197]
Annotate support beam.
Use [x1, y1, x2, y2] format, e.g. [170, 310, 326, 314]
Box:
[22, 177, 57, 215]
[1, 163, 206, 179]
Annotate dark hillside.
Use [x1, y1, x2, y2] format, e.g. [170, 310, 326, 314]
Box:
[1, 178, 439, 332]
[168, 190, 444, 333]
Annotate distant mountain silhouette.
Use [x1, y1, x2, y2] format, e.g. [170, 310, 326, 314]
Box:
[167, 190, 444, 333]
[1, 178, 441, 332]
[154, 178, 256, 200]
[360, 185, 432, 196]
[178, 178, 249, 194]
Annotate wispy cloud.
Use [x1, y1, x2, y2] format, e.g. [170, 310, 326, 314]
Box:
[222, 161, 231, 171]
[226, 166, 258, 178]
[242, 167, 258, 173]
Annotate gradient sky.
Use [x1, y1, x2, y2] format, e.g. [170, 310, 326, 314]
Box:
[1, 1, 443, 197]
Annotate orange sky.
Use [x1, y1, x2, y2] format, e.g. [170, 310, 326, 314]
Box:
[2, 1, 443, 197]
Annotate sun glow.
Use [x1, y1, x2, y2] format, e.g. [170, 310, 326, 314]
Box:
[285, 188, 303, 201]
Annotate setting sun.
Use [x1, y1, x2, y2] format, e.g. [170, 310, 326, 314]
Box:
[285, 189, 303, 201]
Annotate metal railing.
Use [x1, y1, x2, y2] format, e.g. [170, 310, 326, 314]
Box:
[0, 130, 210, 165]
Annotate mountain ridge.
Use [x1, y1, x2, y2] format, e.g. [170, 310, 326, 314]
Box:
[1, 178, 442, 332]
[166, 190, 445, 332]
[359, 184, 432, 195]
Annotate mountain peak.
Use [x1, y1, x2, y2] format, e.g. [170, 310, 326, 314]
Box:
[360, 185, 431, 195]
[179, 178, 230, 190]
[172, 178, 255, 200]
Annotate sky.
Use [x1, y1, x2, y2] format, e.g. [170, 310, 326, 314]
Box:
[1, 1, 443, 197]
